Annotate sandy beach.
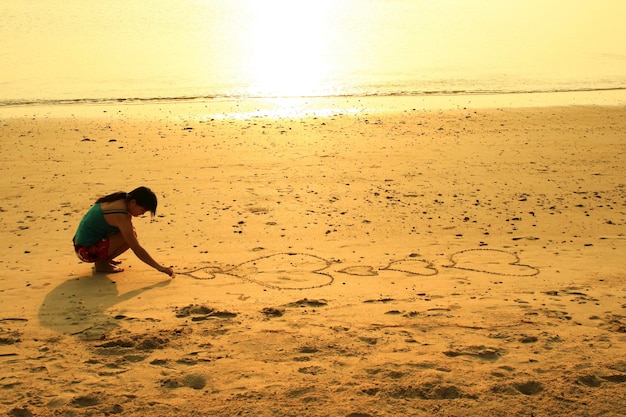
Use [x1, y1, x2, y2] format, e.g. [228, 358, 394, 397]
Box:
[1, 103, 625, 416]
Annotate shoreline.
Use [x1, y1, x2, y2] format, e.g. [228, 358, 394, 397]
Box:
[2, 88, 626, 120]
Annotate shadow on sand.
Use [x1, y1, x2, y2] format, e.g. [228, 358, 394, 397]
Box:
[38, 273, 170, 340]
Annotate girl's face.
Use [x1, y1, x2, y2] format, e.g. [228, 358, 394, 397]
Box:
[128, 200, 148, 217]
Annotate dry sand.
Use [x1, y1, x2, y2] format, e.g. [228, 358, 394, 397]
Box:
[0, 103, 625, 416]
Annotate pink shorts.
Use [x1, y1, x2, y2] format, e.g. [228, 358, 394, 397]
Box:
[74, 238, 110, 263]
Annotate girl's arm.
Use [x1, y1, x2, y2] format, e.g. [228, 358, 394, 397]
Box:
[107, 214, 173, 276]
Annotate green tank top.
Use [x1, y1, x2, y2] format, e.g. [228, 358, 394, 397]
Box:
[74, 203, 127, 247]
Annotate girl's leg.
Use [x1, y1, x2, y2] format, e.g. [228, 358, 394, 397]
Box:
[95, 233, 129, 273]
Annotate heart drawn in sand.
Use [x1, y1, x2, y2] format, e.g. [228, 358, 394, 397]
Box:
[179, 266, 220, 280]
[227, 253, 334, 290]
[179, 253, 334, 289]
[444, 249, 540, 277]
[338, 265, 378, 276]
[380, 259, 439, 276]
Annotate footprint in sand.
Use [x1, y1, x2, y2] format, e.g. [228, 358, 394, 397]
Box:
[161, 373, 207, 390]
[173, 304, 238, 321]
[385, 382, 470, 400]
[443, 346, 504, 362]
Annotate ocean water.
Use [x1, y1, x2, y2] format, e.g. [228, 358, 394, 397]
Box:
[1, 0, 625, 107]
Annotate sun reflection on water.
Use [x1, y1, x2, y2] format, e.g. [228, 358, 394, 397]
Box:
[2, 0, 626, 106]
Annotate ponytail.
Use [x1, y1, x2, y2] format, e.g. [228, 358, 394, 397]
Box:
[96, 191, 128, 204]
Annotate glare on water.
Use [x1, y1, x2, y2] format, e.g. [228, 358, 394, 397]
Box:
[1, 0, 625, 103]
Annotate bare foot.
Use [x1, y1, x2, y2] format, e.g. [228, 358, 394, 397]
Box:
[110, 259, 123, 265]
[95, 261, 124, 273]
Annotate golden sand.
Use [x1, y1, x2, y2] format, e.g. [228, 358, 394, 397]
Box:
[1, 104, 625, 416]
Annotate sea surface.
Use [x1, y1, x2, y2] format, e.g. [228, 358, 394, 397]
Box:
[1, 0, 626, 109]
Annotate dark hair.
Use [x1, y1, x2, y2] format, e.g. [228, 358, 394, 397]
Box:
[96, 187, 158, 216]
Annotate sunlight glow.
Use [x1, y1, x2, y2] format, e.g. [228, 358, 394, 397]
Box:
[3, 0, 626, 105]
[238, 0, 337, 97]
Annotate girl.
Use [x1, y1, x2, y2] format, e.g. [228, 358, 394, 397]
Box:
[73, 187, 174, 276]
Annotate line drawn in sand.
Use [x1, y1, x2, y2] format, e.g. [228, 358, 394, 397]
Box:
[178, 253, 334, 290]
[443, 249, 540, 277]
[178, 249, 540, 290]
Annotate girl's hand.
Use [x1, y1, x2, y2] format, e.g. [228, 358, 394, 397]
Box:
[159, 266, 174, 277]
